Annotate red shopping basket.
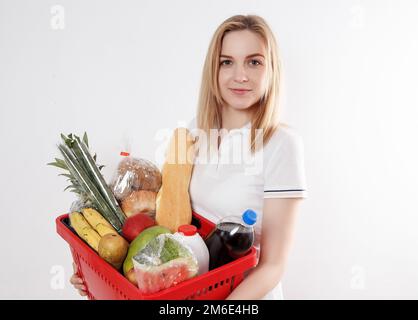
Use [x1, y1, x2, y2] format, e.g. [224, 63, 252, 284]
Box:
[56, 211, 258, 300]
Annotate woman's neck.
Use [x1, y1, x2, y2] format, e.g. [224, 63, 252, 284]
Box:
[221, 105, 254, 131]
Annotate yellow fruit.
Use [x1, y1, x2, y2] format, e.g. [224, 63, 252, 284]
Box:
[98, 234, 129, 270]
[95, 223, 118, 237]
[69, 212, 101, 252]
[81, 208, 117, 236]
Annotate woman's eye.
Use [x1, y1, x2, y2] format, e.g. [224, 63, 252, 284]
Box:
[220, 59, 262, 66]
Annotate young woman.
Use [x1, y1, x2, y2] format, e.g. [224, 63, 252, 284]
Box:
[71, 14, 307, 300]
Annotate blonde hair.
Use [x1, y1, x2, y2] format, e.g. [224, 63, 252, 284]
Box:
[196, 14, 286, 154]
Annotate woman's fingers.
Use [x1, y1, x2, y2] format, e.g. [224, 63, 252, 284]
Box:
[74, 283, 87, 291]
[70, 277, 86, 291]
[70, 273, 84, 284]
[70, 275, 81, 284]
[70, 262, 87, 294]
[78, 289, 88, 296]
[72, 262, 78, 275]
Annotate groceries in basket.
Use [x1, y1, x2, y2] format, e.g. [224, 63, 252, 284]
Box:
[50, 129, 256, 298]
[111, 152, 161, 218]
[49, 130, 198, 279]
[112, 153, 162, 196]
[122, 212, 157, 242]
[205, 209, 257, 270]
[155, 127, 196, 233]
[132, 233, 199, 294]
[48, 133, 126, 233]
[67, 209, 129, 270]
[173, 225, 209, 275]
[98, 233, 129, 270]
[123, 225, 171, 285]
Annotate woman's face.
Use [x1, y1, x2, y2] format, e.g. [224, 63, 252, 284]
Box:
[218, 30, 267, 111]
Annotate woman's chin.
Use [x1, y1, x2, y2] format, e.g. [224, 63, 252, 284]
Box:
[225, 101, 256, 111]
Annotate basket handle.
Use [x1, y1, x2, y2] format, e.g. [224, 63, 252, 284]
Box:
[191, 215, 202, 230]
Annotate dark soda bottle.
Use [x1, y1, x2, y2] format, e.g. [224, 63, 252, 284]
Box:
[205, 209, 257, 270]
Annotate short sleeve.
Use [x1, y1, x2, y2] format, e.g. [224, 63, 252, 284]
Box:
[263, 130, 308, 199]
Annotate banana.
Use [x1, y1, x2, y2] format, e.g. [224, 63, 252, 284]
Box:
[69, 212, 101, 252]
[94, 223, 119, 237]
[81, 208, 118, 236]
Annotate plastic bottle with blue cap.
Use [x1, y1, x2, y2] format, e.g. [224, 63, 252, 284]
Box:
[204, 209, 258, 270]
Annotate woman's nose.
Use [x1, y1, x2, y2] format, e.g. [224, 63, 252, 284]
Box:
[233, 66, 249, 82]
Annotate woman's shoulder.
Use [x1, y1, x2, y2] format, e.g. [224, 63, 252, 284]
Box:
[265, 122, 304, 152]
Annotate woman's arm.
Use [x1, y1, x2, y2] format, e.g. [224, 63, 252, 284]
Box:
[225, 197, 303, 300]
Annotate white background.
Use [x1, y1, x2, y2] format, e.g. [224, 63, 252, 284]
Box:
[1, 0, 417, 299]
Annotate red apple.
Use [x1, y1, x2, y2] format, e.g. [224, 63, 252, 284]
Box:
[122, 212, 156, 242]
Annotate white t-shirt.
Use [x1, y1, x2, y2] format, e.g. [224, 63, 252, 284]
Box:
[186, 117, 308, 300]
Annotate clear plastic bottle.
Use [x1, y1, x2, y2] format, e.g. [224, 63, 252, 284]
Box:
[205, 209, 257, 270]
[173, 224, 209, 275]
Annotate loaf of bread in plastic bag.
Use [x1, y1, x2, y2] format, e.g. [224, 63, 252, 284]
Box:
[111, 156, 162, 201]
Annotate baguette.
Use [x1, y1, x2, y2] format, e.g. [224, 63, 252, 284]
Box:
[155, 127, 196, 232]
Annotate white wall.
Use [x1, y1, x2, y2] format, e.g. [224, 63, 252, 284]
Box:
[0, 0, 417, 299]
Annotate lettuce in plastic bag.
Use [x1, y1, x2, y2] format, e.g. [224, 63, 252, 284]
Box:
[132, 234, 198, 294]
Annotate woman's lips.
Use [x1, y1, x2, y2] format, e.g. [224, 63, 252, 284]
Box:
[230, 88, 251, 95]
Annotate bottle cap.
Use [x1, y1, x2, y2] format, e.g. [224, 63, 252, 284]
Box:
[242, 209, 257, 226]
[178, 224, 197, 236]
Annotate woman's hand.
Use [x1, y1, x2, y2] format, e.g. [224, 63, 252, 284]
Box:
[70, 262, 88, 297]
